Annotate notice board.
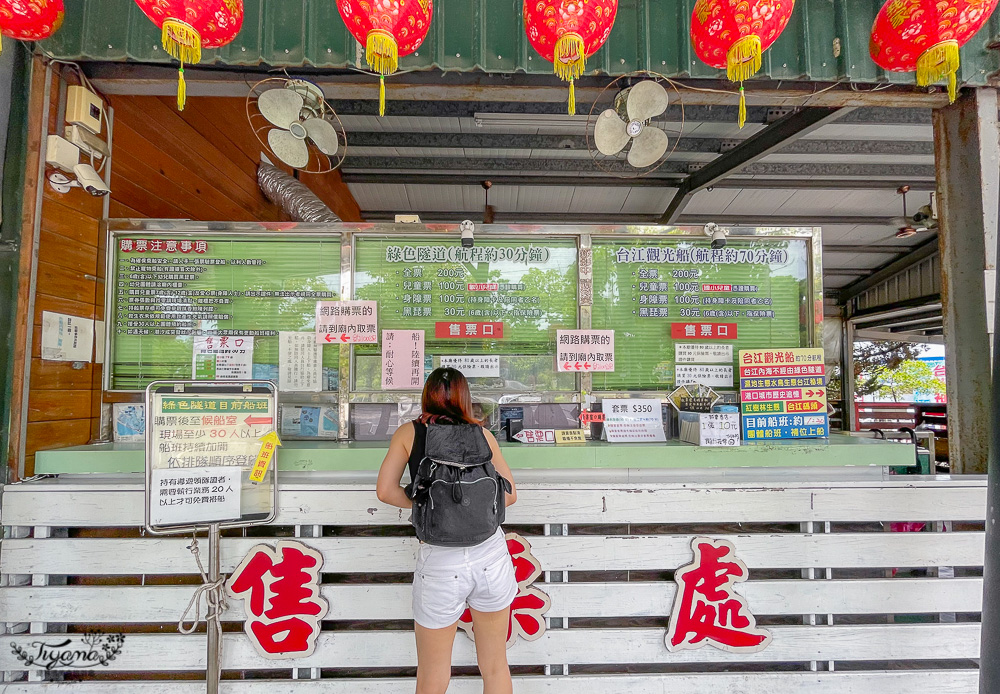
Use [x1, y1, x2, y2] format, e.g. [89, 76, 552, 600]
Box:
[353, 237, 579, 391]
[590, 238, 811, 391]
[107, 234, 341, 391]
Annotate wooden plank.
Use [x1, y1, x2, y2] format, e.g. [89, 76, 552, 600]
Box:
[9, 57, 52, 481]
[35, 260, 98, 305]
[0, 578, 982, 624]
[29, 358, 95, 390]
[24, 419, 94, 457]
[108, 96, 281, 221]
[32, 293, 98, 324]
[38, 196, 101, 247]
[0, 485, 986, 527]
[299, 169, 363, 222]
[0, 671, 980, 694]
[165, 97, 261, 179]
[27, 390, 94, 423]
[37, 228, 99, 274]
[108, 172, 189, 219]
[0, 533, 985, 575]
[108, 200, 148, 218]
[0, 624, 981, 670]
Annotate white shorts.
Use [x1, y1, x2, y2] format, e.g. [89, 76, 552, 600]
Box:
[412, 528, 518, 629]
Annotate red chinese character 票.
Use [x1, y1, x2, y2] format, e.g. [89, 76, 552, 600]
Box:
[458, 533, 551, 648]
[666, 537, 771, 653]
[226, 540, 328, 659]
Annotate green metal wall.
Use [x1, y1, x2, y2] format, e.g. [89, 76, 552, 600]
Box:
[36, 0, 1000, 87]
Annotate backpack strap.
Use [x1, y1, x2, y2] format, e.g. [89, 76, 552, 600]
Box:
[407, 420, 427, 483]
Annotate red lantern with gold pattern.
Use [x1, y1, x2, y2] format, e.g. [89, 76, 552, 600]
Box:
[0, 0, 65, 54]
[134, 0, 243, 111]
[690, 0, 796, 127]
[337, 0, 433, 116]
[524, 0, 619, 115]
[870, 0, 997, 103]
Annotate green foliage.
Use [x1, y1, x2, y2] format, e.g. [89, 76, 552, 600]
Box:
[853, 341, 927, 398]
[872, 359, 946, 401]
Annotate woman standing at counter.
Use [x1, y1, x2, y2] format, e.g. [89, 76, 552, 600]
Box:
[377, 367, 518, 694]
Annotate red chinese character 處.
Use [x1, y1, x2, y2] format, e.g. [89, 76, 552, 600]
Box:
[458, 533, 551, 648]
[225, 540, 328, 659]
[666, 537, 771, 653]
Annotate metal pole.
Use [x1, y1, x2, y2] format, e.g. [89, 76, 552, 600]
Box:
[207, 523, 221, 694]
[980, 173, 1000, 694]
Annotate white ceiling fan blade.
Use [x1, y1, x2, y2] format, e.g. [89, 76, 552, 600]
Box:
[627, 126, 669, 168]
[268, 129, 310, 169]
[258, 88, 305, 129]
[627, 80, 669, 123]
[303, 117, 340, 156]
[594, 109, 631, 156]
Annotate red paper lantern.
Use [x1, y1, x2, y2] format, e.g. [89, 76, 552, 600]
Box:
[690, 0, 796, 127]
[134, 0, 243, 110]
[870, 0, 997, 102]
[337, 0, 434, 116]
[0, 0, 65, 54]
[524, 0, 619, 115]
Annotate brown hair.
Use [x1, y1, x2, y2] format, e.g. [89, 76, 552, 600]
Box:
[420, 367, 481, 425]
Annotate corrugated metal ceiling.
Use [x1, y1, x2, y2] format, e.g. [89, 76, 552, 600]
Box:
[43, 0, 1000, 87]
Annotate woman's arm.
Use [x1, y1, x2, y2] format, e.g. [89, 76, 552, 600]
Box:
[375, 423, 415, 509]
[484, 429, 517, 507]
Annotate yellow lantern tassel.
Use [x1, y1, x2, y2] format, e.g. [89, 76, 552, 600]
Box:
[177, 64, 186, 111]
[554, 33, 585, 116]
[738, 85, 746, 129]
[727, 35, 762, 129]
[161, 19, 201, 111]
[366, 30, 398, 116]
[917, 40, 960, 103]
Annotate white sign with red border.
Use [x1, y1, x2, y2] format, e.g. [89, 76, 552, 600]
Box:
[556, 330, 615, 372]
[315, 300, 378, 344]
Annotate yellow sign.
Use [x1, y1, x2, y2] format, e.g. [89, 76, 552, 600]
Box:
[249, 431, 282, 484]
[554, 429, 586, 445]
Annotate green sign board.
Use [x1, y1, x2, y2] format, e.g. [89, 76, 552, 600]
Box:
[591, 238, 810, 391]
[354, 237, 578, 391]
[109, 235, 341, 390]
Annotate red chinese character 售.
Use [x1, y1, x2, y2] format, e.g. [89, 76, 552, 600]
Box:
[458, 533, 551, 648]
[666, 537, 771, 653]
[225, 541, 328, 659]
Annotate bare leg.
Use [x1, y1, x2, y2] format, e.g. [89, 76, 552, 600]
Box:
[415, 620, 459, 694]
[469, 607, 513, 694]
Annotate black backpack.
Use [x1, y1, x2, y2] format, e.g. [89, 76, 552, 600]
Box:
[406, 422, 511, 547]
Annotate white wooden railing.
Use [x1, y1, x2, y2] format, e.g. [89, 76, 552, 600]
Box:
[0, 470, 987, 693]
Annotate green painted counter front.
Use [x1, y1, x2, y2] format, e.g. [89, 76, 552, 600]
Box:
[34, 435, 913, 474]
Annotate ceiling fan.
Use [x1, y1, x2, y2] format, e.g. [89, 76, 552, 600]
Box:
[891, 185, 938, 238]
[592, 79, 671, 169]
[246, 77, 347, 175]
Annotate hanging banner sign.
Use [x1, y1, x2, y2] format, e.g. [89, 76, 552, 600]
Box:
[739, 349, 827, 440]
[315, 300, 378, 344]
[556, 330, 615, 372]
[382, 330, 425, 389]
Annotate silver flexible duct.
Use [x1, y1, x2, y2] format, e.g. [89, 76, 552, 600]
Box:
[257, 163, 340, 223]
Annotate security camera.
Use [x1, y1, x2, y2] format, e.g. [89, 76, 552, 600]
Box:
[460, 219, 475, 248]
[73, 163, 110, 197]
[704, 222, 728, 250]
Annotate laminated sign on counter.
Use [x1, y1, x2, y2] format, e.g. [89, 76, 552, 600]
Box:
[739, 348, 828, 440]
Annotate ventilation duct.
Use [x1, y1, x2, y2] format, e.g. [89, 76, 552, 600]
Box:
[257, 163, 340, 223]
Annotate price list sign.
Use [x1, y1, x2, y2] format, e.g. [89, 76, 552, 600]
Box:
[738, 348, 828, 440]
[602, 398, 667, 442]
[145, 381, 278, 534]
